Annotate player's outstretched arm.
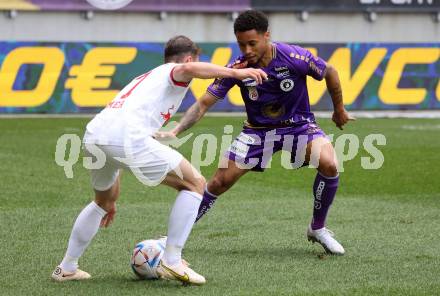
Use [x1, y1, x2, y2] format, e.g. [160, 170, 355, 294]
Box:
[325, 63, 355, 130]
[173, 92, 217, 136]
[172, 62, 267, 84]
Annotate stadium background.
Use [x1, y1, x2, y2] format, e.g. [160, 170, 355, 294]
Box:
[0, 0, 439, 113]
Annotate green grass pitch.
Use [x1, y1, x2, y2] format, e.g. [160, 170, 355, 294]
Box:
[0, 116, 439, 295]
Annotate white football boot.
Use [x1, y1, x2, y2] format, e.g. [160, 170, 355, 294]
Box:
[307, 225, 345, 255]
[51, 266, 91, 282]
[155, 236, 189, 267]
[157, 260, 206, 285]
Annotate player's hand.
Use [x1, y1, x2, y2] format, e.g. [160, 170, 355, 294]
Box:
[100, 202, 116, 228]
[233, 68, 268, 85]
[154, 130, 177, 141]
[332, 108, 355, 130]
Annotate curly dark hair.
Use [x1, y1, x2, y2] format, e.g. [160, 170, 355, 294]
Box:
[164, 35, 200, 63]
[233, 10, 268, 34]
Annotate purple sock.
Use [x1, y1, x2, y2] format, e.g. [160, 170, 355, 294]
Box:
[195, 186, 218, 223]
[311, 172, 339, 230]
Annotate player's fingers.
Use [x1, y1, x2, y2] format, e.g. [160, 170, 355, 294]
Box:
[253, 72, 262, 84]
[104, 216, 113, 227]
[258, 69, 268, 80]
[333, 118, 343, 130]
[255, 70, 264, 84]
[104, 213, 113, 227]
[106, 208, 116, 227]
[348, 116, 356, 121]
[100, 215, 108, 227]
[153, 132, 162, 139]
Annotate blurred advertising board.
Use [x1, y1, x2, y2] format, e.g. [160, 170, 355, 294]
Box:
[0, 42, 438, 113]
[252, 0, 440, 13]
[0, 0, 249, 12]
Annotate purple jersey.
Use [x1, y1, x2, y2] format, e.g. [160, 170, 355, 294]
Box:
[207, 43, 327, 127]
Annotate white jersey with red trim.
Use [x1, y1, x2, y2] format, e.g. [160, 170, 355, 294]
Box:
[83, 63, 190, 147]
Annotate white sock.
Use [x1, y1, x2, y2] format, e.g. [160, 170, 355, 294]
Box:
[163, 190, 202, 266]
[60, 201, 106, 272]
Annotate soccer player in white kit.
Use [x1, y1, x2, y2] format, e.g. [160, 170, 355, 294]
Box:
[51, 35, 267, 285]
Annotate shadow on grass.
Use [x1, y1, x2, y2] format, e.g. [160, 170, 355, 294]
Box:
[46, 275, 201, 294]
[202, 245, 333, 260]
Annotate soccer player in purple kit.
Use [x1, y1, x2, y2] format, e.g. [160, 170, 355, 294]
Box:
[159, 10, 354, 254]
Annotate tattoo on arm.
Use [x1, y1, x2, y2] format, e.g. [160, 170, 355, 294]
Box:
[328, 82, 343, 105]
[326, 69, 344, 111]
[175, 103, 202, 135]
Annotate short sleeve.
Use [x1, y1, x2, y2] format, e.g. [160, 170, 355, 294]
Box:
[206, 59, 244, 100]
[166, 63, 191, 88]
[207, 77, 236, 100]
[288, 45, 327, 81]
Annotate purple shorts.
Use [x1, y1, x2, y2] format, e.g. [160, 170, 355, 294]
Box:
[226, 122, 327, 172]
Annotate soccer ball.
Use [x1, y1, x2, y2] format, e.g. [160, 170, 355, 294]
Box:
[130, 237, 166, 279]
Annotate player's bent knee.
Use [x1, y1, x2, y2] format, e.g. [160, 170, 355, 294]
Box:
[94, 199, 113, 212]
[94, 189, 118, 212]
[190, 176, 206, 195]
[318, 161, 338, 177]
[111, 186, 120, 201]
[210, 175, 233, 195]
[178, 175, 206, 195]
[317, 144, 338, 177]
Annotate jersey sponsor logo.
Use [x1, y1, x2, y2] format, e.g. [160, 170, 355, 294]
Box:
[160, 105, 175, 123]
[275, 66, 289, 72]
[276, 71, 290, 78]
[280, 78, 294, 92]
[261, 102, 286, 119]
[275, 66, 291, 78]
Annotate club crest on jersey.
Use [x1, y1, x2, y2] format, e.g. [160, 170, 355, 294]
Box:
[248, 86, 259, 101]
[280, 78, 294, 92]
